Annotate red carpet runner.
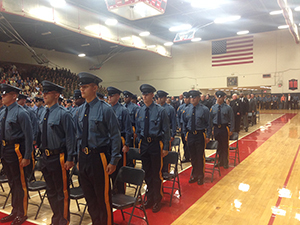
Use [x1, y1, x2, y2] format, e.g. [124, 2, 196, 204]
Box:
[113, 113, 296, 225]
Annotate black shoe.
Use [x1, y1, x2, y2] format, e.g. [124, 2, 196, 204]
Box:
[197, 178, 204, 185]
[223, 165, 229, 169]
[188, 177, 197, 183]
[245, 127, 248, 132]
[0, 214, 16, 223]
[11, 216, 27, 225]
[181, 159, 191, 163]
[144, 200, 154, 209]
[152, 202, 161, 213]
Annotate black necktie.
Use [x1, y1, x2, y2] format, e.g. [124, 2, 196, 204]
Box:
[82, 103, 90, 148]
[125, 104, 128, 108]
[217, 105, 222, 126]
[2, 108, 8, 140]
[42, 108, 50, 148]
[191, 106, 196, 132]
[144, 107, 149, 137]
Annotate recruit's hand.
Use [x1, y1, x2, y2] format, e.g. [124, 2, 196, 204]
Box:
[237, 112, 240, 115]
[178, 128, 181, 132]
[106, 164, 116, 175]
[64, 161, 74, 170]
[185, 136, 187, 142]
[171, 137, 174, 142]
[162, 150, 168, 158]
[229, 131, 233, 136]
[133, 133, 137, 139]
[20, 159, 30, 168]
[77, 163, 79, 170]
[122, 145, 129, 153]
[33, 141, 36, 145]
[205, 138, 210, 144]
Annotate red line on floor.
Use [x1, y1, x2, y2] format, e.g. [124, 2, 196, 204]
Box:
[267, 144, 300, 225]
[113, 113, 297, 225]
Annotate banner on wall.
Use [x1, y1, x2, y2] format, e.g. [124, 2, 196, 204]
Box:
[289, 79, 298, 90]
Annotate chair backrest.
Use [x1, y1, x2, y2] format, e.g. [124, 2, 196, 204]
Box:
[205, 140, 218, 150]
[127, 148, 142, 161]
[115, 166, 145, 186]
[171, 137, 180, 147]
[163, 151, 179, 165]
[34, 158, 43, 172]
[229, 132, 239, 141]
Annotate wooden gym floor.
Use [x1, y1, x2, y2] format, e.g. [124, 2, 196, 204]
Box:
[0, 109, 299, 225]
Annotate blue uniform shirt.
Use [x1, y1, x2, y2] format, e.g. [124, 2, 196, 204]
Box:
[75, 97, 121, 165]
[39, 103, 76, 162]
[182, 103, 211, 138]
[162, 103, 177, 138]
[210, 103, 234, 132]
[177, 103, 189, 128]
[24, 104, 38, 142]
[0, 102, 33, 159]
[125, 101, 140, 126]
[112, 102, 133, 146]
[35, 105, 46, 121]
[135, 101, 170, 151]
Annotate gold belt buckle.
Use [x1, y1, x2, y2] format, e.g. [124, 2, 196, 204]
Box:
[193, 130, 198, 135]
[147, 137, 152, 143]
[83, 147, 89, 155]
[218, 124, 221, 128]
[2, 140, 6, 146]
[45, 149, 50, 156]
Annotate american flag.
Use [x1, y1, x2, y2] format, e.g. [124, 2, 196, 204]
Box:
[211, 36, 253, 67]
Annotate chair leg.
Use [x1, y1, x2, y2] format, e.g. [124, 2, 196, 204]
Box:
[79, 204, 87, 225]
[127, 203, 138, 225]
[35, 192, 46, 219]
[75, 199, 81, 212]
[177, 147, 183, 170]
[0, 183, 4, 192]
[177, 174, 181, 196]
[169, 179, 176, 207]
[140, 198, 149, 225]
[121, 209, 125, 221]
[3, 189, 11, 209]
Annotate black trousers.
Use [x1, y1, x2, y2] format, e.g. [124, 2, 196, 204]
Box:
[187, 131, 205, 179]
[140, 139, 163, 204]
[181, 133, 190, 160]
[234, 115, 241, 133]
[2, 144, 28, 217]
[214, 125, 230, 167]
[79, 151, 113, 225]
[41, 153, 70, 225]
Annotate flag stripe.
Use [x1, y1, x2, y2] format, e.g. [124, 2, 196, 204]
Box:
[212, 35, 254, 67]
[212, 52, 253, 59]
[212, 61, 253, 67]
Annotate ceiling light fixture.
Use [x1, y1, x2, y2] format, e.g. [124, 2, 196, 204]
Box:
[278, 25, 289, 29]
[295, 6, 300, 11]
[237, 30, 249, 35]
[214, 15, 241, 24]
[41, 31, 51, 36]
[164, 42, 173, 46]
[191, 37, 202, 42]
[50, 0, 66, 8]
[169, 24, 192, 32]
[269, 10, 283, 15]
[81, 43, 90, 47]
[139, 31, 150, 37]
[78, 53, 86, 57]
[121, 36, 131, 41]
[105, 19, 118, 26]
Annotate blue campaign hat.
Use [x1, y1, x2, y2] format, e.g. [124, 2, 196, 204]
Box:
[42, 80, 65, 94]
[17, 93, 27, 100]
[73, 90, 82, 99]
[132, 95, 137, 100]
[35, 96, 44, 102]
[0, 84, 21, 94]
[58, 95, 64, 101]
[189, 90, 201, 98]
[123, 91, 134, 98]
[78, 72, 102, 86]
[66, 99, 72, 104]
[26, 98, 32, 103]
[107, 87, 122, 96]
[97, 92, 104, 99]
[156, 90, 169, 98]
[183, 91, 189, 98]
[140, 84, 156, 95]
[215, 91, 226, 98]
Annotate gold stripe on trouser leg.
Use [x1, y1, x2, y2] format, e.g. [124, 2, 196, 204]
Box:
[100, 153, 112, 225]
[138, 139, 142, 149]
[203, 133, 206, 175]
[132, 126, 136, 148]
[121, 136, 126, 192]
[159, 141, 164, 199]
[226, 126, 230, 163]
[14, 144, 28, 216]
[59, 153, 69, 225]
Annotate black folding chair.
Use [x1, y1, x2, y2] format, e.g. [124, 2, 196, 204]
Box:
[69, 164, 88, 225]
[171, 137, 182, 170]
[0, 171, 11, 209]
[229, 132, 240, 166]
[162, 151, 181, 207]
[27, 158, 47, 219]
[112, 166, 148, 225]
[205, 140, 221, 182]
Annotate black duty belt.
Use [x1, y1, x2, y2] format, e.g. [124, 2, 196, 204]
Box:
[213, 124, 229, 128]
[41, 148, 65, 157]
[81, 146, 108, 155]
[2, 139, 24, 147]
[141, 136, 162, 143]
[189, 130, 205, 135]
